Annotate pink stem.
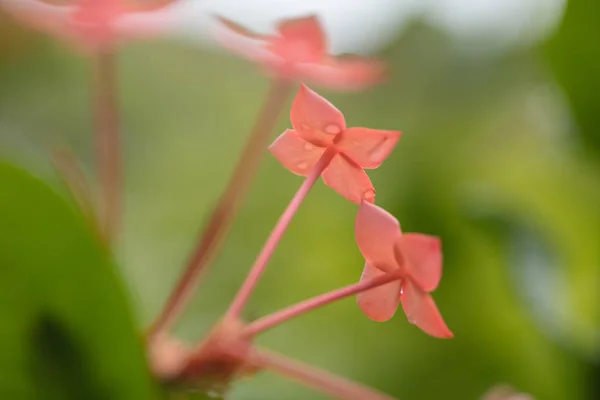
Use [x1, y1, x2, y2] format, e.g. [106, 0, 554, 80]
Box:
[242, 271, 402, 337]
[51, 148, 97, 228]
[243, 346, 397, 400]
[225, 149, 336, 319]
[92, 49, 121, 245]
[148, 79, 292, 337]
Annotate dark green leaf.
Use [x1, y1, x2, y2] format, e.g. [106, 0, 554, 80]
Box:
[0, 162, 159, 399]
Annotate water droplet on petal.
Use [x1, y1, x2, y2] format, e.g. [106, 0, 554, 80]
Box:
[407, 316, 417, 325]
[297, 162, 308, 170]
[363, 189, 375, 202]
[301, 123, 311, 131]
[304, 143, 314, 151]
[207, 390, 221, 398]
[324, 124, 341, 135]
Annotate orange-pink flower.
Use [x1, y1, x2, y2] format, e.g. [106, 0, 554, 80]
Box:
[213, 14, 387, 91]
[354, 201, 453, 338]
[0, 0, 174, 51]
[270, 84, 401, 204]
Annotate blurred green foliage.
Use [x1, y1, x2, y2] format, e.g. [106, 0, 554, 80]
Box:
[0, 163, 158, 399]
[546, 0, 600, 154]
[1, 0, 600, 399]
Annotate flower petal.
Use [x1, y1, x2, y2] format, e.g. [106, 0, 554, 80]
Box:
[322, 155, 373, 204]
[269, 129, 326, 176]
[336, 127, 401, 169]
[398, 234, 442, 292]
[126, 0, 179, 13]
[68, 0, 122, 49]
[212, 16, 278, 66]
[0, 0, 71, 38]
[400, 281, 453, 339]
[355, 201, 401, 271]
[213, 15, 267, 40]
[357, 262, 402, 322]
[116, 0, 181, 39]
[296, 55, 387, 91]
[290, 84, 346, 145]
[271, 15, 326, 63]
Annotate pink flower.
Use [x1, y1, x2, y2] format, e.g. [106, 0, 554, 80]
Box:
[269, 84, 401, 204]
[213, 14, 387, 91]
[354, 200, 453, 338]
[0, 0, 174, 51]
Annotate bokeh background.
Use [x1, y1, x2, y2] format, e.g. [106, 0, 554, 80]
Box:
[1, 0, 599, 399]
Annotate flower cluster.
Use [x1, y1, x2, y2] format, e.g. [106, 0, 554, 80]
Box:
[269, 83, 451, 338]
[2, 1, 453, 398]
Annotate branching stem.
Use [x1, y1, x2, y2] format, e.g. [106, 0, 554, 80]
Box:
[242, 271, 402, 337]
[224, 149, 336, 319]
[149, 79, 292, 337]
[243, 346, 397, 400]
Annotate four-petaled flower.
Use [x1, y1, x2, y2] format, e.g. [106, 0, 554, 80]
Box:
[0, 0, 174, 51]
[270, 84, 401, 204]
[354, 200, 453, 338]
[213, 14, 387, 91]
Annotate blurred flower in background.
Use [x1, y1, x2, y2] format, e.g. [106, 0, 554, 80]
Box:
[0, 0, 598, 399]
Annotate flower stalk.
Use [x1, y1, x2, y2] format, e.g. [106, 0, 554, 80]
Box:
[92, 49, 122, 245]
[242, 270, 403, 337]
[148, 79, 293, 337]
[241, 346, 396, 400]
[51, 147, 97, 226]
[224, 148, 336, 319]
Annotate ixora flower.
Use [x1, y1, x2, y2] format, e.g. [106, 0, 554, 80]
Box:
[355, 200, 453, 338]
[0, 0, 176, 51]
[213, 14, 387, 90]
[270, 84, 401, 203]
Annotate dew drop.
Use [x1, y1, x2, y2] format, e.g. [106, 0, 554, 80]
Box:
[408, 316, 417, 325]
[304, 143, 314, 151]
[324, 124, 341, 135]
[301, 123, 311, 131]
[363, 189, 376, 202]
[297, 162, 308, 170]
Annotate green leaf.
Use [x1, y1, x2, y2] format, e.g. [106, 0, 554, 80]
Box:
[0, 162, 159, 399]
[546, 0, 600, 153]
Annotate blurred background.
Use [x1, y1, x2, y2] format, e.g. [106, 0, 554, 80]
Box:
[1, 0, 599, 399]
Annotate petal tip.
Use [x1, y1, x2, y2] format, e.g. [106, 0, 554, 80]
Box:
[277, 14, 324, 38]
[319, 56, 390, 91]
[366, 313, 395, 323]
[433, 326, 454, 339]
[297, 82, 313, 96]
